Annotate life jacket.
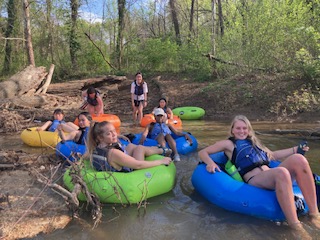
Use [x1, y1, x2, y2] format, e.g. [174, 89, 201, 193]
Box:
[148, 122, 172, 139]
[87, 90, 99, 106]
[76, 127, 89, 145]
[134, 81, 144, 96]
[230, 138, 270, 177]
[48, 119, 65, 132]
[92, 144, 132, 172]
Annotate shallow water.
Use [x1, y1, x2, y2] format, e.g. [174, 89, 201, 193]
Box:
[6, 119, 320, 239]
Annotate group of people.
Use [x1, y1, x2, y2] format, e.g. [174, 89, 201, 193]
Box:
[34, 72, 320, 235]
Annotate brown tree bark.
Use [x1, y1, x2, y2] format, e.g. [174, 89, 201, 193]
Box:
[70, 0, 80, 70]
[116, 0, 126, 69]
[23, 0, 35, 66]
[2, 0, 17, 74]
[169, 0, 181, 45]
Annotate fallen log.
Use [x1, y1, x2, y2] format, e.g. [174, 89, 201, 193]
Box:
[0, 65, 47, 98]
[256, 129, 320, 138]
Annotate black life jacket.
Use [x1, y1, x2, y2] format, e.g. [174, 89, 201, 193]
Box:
[92, 145, 132, 172]
[134, 81, 144, 96]
[87, 90, 100, 106]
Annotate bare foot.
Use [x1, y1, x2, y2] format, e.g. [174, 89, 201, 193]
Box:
[289, 222, 312, 240]
[309, 213, 320, 229]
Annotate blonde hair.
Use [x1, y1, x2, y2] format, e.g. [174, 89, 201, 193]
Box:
[87, 121, 111, 155]
[229, 115, 273, 159]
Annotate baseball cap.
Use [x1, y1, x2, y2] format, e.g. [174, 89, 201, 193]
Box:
[154, 108, 165, 116]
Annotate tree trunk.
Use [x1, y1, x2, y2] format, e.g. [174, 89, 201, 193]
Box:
[169, 0, 181, 45]
[116, 0, 126, 70]
[46, 0, 54, 62]
[70, 0, 80, 70]
[217, 0, 224, 36]
[189, 0, 195, 41]
[23, 0, 35, 66]
[211, 0, 216, 55]
[2, 0, 17, 74]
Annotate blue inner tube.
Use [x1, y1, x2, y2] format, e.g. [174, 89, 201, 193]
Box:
[191, 152, 309, 222]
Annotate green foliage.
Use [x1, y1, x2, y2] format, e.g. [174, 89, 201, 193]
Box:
[270, 85, 320, 117]
[124, 38, 179, 73]
[1, 0, 320, 90]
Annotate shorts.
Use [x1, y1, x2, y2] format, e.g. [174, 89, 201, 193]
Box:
[134, 100, 144, 107]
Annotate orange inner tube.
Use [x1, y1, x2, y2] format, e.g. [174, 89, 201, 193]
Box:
[140, 114, 182, 128]
[74, 114, 121, 128]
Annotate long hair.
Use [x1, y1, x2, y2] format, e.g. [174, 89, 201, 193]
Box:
[228, 115, 273, 159]
[78, 111, 92, 122]
[86, 121, 110, 155]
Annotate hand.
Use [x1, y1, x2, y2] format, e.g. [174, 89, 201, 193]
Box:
[185, 134, 193, 145]
[297, 140, 309, 155]
[162, 157, 172, 165]
[205, 162, 221, 173]
[57, 124, 63, 131]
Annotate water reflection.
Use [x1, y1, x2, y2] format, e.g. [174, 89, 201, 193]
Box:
[6, 120, 320, 239]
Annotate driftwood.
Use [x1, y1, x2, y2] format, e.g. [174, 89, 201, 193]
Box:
[204, 54, 269, 72]
[0, 65, 47, 98]
[33, 163, 102, 229]
[36, 64, 55, 94]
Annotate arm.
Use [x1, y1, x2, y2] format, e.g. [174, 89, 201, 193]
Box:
[37, 121, 52, 131]
[168, 124, 192, 143]
[143, 83, 148, 107]
[166, 107, 174, 120]
[143, 92, 148, 107]
[139, 126, 150, 144]
[96, 96, 104, 113]
[118, 134, 130, 142]
[81, 90, 87, 99]
[272, 144, 309, 160]
[108, 149, 171, 170]
[130, 83, 135, 108]
[198, 140, 234, 173]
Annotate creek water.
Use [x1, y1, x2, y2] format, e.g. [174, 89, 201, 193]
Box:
[5, 119, 320, 239]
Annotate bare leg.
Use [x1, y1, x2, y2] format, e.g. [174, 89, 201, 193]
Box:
[126, 144, 162, 161]
[165, 135, 178, 155]
[137, 103, 144, 123]
[60, 123, 78, 132]
[248, 167, 300, 226]
[156, 134, 167, 148]
[132, 106, 138, 122]
[280, 155, 320, 228]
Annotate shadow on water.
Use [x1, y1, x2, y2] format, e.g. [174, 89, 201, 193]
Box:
[8, 120, 320, 239]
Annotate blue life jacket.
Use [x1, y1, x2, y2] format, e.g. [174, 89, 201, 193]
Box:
[230, 138, 270, 176]
[134, 81, 144, 96]
[76, 127, 89, 145]
[87, 90, 99, 106]
[92, 144, 132, 172]
[48, 119, 65, 132]
[148, 123, 172, 139]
